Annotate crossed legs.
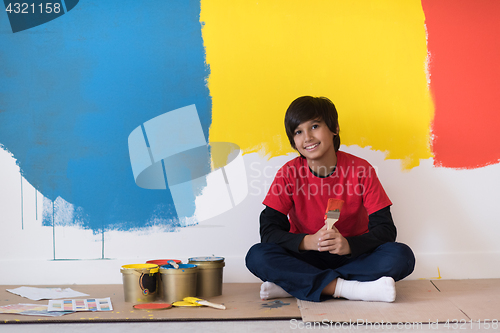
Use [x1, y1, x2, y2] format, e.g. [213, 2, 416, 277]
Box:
[246, 242, 415, 302]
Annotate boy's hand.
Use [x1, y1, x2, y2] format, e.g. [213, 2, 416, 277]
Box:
[319, 225, 351, 255]
[300, 225, 328, 251]
[300, 225, 351, 255]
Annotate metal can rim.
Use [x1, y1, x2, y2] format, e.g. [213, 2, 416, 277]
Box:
[188, 256, 224, 262]
[121, 264, 159, 274]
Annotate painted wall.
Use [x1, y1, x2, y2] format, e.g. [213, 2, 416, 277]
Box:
[1, 0, 499, 285]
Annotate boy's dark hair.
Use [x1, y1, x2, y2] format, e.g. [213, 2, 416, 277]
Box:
[284, 96, 341, 152]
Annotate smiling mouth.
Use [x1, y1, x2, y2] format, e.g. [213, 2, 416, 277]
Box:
[304, 143, 319, 151]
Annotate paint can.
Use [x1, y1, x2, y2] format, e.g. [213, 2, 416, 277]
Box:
[159, 264, 198, 303]
[120, 264, 159, 303]
[146, 259, 182, 299]
[188, 256, 225, 297]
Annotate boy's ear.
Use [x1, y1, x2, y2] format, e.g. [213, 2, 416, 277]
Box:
[334, 126, 339, 135]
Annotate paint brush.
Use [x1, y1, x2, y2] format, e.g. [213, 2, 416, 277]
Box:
[324, 198, 344, 230]
[167, 260, 179, 269]
[183, 297, 226, 310]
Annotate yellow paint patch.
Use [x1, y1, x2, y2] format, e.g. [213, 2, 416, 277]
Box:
[201, 0, 433, 169]
[210, 142, 240, 170]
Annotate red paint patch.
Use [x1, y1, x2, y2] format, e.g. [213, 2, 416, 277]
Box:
[422, 0, 500, 169]
[133, 303, 172, 310]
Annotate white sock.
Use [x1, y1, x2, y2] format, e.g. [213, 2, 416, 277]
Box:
[333, 276, 396, 302]
[260, 281, 293, 300]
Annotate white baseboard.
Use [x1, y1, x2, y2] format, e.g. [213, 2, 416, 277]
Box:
[407, 252, 500, 280]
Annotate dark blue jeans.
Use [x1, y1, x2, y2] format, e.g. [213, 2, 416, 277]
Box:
[245, 242, 415, 302]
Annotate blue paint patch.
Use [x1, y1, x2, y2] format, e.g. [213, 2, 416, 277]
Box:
[261, 300, 291, 309]
[0, 0, 212, 232]
[160, 264, 197, 270]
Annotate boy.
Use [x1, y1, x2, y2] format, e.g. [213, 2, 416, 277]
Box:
[245, 96, 415, 302]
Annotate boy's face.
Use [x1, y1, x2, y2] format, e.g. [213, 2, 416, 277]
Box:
[293, 118, 336, 162]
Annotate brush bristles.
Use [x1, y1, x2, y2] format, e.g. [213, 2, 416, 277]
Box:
[326, 210, 340, 219]
[326, 198, 344, 212]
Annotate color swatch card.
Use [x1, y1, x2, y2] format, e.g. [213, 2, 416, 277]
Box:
[0, 303, 72, 317]
[48, 298, 113, 312]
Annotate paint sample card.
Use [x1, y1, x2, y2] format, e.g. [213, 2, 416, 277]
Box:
[0, 304, 72, 317]
[48, 297, 113, 312]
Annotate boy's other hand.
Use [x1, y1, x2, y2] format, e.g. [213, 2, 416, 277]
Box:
[299, 225, 327, 251]
[299, 225, 351, 255]
[317, 225, 351, 255]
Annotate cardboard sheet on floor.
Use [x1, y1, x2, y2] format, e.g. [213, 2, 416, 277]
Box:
[0, 283, 300, 323]
[432, 279, 500, 321]
[2, 280, 499, 324]
[297, 280, 469, 323]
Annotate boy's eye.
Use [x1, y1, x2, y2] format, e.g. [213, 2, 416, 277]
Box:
[312, 124, 319, 129]
[294, 130, 302, 135]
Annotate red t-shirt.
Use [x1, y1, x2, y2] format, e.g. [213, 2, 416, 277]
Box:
[262, 151, 392, 238]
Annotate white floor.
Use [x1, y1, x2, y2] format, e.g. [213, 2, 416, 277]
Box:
[0, 321, 490, 332]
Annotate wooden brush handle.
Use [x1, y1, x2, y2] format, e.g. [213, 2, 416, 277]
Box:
[198, 300, 226, 310]
[325, 217, 338, 230]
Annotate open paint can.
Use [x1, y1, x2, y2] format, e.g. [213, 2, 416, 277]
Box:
[146, 259, 182, 300]
[159, 264, 198, 303]
[120, 264, 159, 303]
[188, 256, 225, 297]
